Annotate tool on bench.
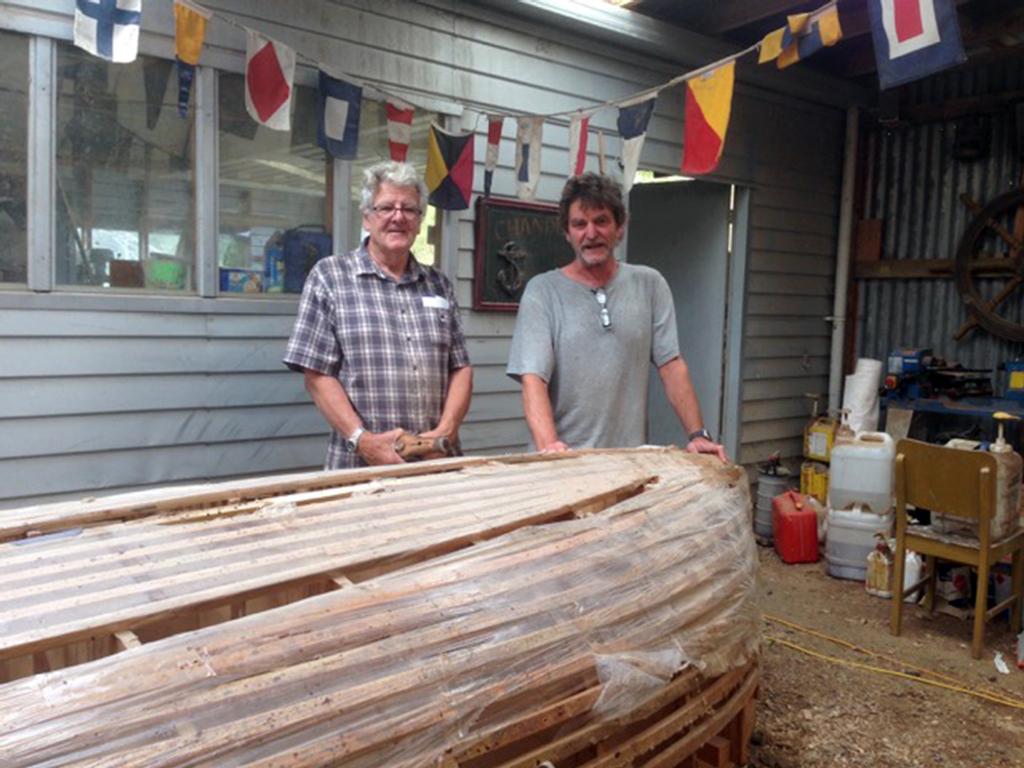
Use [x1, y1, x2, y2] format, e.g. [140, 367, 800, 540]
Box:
[883, 348, 993, 400]
[393, 432, 454, 461]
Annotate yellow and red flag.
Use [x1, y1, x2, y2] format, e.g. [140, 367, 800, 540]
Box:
[680, 60, 734, 175]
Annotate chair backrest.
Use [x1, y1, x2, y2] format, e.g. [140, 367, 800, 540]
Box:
[894, 438, 996, 523]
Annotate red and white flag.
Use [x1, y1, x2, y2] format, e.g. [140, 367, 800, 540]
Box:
[568, 113, 589, 176]
[245, 30, 295, 131]
[386, 99, 415, 162]
[867, 0, 966, 89]
[484, 115, 503, 197]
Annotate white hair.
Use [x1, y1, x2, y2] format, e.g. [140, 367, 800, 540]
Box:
[360, 161, 428, 213]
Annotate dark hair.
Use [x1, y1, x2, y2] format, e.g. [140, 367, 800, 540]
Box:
[557, 173, 627, 232]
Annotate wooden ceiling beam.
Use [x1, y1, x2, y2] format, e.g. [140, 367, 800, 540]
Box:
[698, 0, 812, 35]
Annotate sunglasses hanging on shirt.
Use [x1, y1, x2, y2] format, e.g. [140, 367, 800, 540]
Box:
[594, 287, 611, 330]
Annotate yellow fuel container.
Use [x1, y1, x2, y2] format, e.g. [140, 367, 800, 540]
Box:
[804, 416, 838, 463]
[800, 461, 829, 505]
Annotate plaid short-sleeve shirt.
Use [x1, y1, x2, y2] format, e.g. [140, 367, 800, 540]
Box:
[283, 242, 470, 469]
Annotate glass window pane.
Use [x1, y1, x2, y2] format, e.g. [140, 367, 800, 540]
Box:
[347, 103, 439, 265]
[0, 30, 29, 286]
[55, 45, 195, 292]
[218, 73, 327, 295]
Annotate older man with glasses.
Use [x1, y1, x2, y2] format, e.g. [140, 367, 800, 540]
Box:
[284, 161, 472, 467]
[506, 172, 725, 461]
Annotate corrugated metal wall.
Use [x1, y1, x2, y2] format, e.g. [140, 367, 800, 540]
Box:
[857, 58, 1024, 381]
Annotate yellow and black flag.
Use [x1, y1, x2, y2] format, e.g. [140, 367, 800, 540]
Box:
[426, 124, 474, 210]
[759, 1, 842, 70]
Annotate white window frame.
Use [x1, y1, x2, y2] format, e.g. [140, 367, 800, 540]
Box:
[2, 9, 462, 312]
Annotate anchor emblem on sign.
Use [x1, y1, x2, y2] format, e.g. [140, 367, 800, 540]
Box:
[496, 240, 527, 298]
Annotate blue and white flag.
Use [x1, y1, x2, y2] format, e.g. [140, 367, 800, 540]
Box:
[617, 94, 656, 194]
[868, 0, 966, 90]
[74, 0, 142, 64]
[515, 116, 544, 200]
[317, 70, 362, 159]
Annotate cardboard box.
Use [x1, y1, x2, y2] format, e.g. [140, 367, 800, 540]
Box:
[219, 268, 263, 293]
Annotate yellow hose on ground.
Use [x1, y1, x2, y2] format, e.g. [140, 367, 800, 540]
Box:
[763, 613, 1024, 710]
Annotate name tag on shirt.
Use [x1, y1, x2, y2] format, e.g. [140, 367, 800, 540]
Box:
[422, 295, 449, 309]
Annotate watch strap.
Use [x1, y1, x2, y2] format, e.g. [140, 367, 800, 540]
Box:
[687, 428, 713, 443]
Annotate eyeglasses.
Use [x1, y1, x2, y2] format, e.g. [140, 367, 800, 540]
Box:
[371, 204, 423, 219]
[594, 287, 611, 329]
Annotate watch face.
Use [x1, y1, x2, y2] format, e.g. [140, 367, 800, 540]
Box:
[345, 429, 363, 452]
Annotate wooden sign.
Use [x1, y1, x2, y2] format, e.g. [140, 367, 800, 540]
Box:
[473, 197, 575, 311]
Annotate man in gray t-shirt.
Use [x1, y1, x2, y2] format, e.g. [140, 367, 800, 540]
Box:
[506, 173, 727, 461]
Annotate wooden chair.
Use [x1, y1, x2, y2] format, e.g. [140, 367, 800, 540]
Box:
[891, 439, 1024, 659]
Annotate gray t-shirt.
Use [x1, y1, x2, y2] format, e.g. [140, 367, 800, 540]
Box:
[506, 263, 680, 449]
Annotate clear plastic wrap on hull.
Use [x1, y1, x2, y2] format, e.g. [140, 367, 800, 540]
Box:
[0, 449, 759, 767]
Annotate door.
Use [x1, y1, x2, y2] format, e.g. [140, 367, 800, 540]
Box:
[627, 180, 732, 446]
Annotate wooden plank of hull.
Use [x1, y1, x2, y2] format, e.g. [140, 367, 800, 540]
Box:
[0, 455, 670, 666]
[0, 449, 685, 543]
[0, 449, 758, 767]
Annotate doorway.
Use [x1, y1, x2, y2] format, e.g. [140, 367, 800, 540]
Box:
[627, 179, 747, 456]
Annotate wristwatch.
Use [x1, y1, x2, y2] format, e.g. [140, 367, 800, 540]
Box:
[687, 428, 713, 443]
[344, 426, 367, 453]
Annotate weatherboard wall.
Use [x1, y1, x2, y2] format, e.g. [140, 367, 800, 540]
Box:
[0, 0, 847, 506]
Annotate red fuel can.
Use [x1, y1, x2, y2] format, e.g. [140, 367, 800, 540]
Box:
[772, 490, 819, 564]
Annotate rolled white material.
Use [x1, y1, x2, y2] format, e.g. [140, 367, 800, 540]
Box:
[843, 358, 882, 433]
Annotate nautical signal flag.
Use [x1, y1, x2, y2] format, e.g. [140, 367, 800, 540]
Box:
[73, 0, 142, 63]
[317, 70, 362, 159]
[681, 61, 734, 175]
[516, 117, 544, 200]
[426, 124, 474, 210]
[617, 95, 656, 194]
[245, 30, 295, 131]
[386, 99, 415, 162]
[867, 0, 966, 90]
[173, 0, 210, 117]
[759, 1, 842, 70]
[568, 113, 590, 176]
[142, 58, 172, 129]
[174, 0, 208, 65]
[484, 115, 503, 197]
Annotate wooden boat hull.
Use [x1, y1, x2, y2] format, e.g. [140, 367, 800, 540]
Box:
[0, 448, 759, 766]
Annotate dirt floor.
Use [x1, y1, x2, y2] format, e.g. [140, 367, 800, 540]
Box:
[750, 546, 1024, 768]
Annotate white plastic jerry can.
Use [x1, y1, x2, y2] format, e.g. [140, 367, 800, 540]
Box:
[902, 549, 923, 604]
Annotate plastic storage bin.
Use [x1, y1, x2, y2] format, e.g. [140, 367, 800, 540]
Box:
[828, 431, 895, 515]
[773, 490, 819, 564]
